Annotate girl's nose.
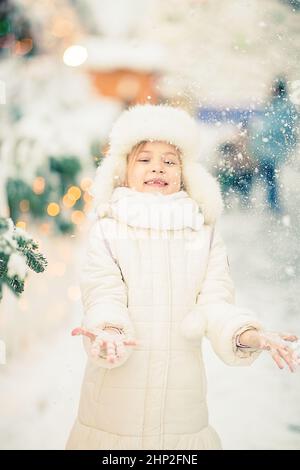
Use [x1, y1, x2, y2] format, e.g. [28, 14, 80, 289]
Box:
[151, 162, 165, 173]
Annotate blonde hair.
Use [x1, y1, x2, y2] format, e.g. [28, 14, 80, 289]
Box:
[127, 140, 148, 164]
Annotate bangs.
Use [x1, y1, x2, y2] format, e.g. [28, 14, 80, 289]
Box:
[127, 141, 148, 166]
[127, 141, 182, 166]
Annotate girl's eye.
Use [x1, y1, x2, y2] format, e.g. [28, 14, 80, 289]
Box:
[138, 159, 176, 164]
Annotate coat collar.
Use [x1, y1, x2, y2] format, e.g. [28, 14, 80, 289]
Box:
[98, 187, 205, 231]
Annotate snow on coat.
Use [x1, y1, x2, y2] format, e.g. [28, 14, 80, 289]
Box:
[66, 187, 262, 450]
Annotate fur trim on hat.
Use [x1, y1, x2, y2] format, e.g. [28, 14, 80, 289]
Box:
[91, 104, 223, 225]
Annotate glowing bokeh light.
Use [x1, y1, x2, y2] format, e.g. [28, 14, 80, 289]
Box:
[71, 210, 85, 225]
[16, 221, 26, 230]
[63, 45, 87, 67]
[47, 203, 60, 217]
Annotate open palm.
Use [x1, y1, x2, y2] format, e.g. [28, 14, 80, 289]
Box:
[72, 326, 138, 365]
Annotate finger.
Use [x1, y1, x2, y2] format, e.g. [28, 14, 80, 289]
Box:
[116, 341, 126, 359]
[266, 337, 287, 350]
[105, 339, 117, 362]
[90, 343, 101, 358]
[95, 337, 104, 348]
[107, 352, 117, 363]
[105, 340, 116, 351]
[279, 333, 298, 342]
[292, 351, 300, 365]
[271, 350, 285, 370]
[71, 327, 82, 336]
[72, 327, 90, 337]
[71, 327, 97, 341]
[124, 339, 139, 346]
[278, 347, 296, 373]
[106, 341, 117, 360]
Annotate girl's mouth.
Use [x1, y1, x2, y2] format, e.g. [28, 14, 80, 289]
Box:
[144, 180, 168, 187]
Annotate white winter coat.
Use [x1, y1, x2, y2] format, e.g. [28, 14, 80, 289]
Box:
[66, 187, 262, 450]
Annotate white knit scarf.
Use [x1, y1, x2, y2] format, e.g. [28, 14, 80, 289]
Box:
[97, 187, 205, 231]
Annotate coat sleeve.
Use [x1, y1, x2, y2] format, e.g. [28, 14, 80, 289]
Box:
[80, 220, 135, 369]
[181, 228, 263, 366]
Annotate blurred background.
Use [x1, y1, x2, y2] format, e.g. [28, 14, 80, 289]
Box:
[0, 0, 300, 450]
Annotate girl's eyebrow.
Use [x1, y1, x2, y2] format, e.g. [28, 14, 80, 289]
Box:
[138, 150, 177, 157]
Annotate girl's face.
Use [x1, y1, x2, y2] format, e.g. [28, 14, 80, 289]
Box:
[125, 141, 182, 195]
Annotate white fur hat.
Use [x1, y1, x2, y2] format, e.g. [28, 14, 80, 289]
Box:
[91, 104, 223, 225]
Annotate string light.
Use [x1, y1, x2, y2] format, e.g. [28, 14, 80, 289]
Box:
[47, 203, 60, 217]
[83, 191, 93, 203]
[71, 210, 85, 225]
[80, 177, 93, 191]
[16, 221, 26, 230]
[67, 186, 81, 200]
[62, 194, 76, 208]
[32, 177, 45, 195]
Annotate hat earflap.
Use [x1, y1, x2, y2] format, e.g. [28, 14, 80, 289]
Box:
[182, 161, 223, 225]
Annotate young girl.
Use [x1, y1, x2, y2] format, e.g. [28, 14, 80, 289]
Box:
[66, 104, 299, 450]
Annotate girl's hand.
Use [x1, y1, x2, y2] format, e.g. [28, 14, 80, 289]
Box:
[259, 332, 300, 373]
[71, 326, 138, 365]
[239, 329, 300, 373]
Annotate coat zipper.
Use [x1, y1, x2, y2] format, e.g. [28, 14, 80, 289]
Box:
[159, 233, 172, 449]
